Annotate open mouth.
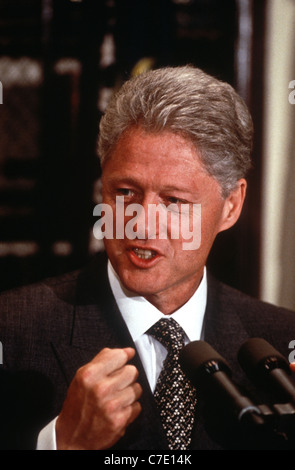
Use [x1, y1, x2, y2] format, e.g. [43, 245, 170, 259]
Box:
[132, 247, 157, 260]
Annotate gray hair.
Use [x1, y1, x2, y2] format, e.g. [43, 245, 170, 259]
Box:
[98, 65, 253, 197]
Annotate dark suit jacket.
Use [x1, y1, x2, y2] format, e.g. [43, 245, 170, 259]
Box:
[0, 252, 295, 450]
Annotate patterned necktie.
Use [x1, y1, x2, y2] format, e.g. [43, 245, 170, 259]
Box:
[147, 318, 197, 450]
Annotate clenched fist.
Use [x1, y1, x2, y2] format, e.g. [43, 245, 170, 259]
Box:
[55, 347, 142, 450]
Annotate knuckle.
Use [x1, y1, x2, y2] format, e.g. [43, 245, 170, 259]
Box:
[100, 347, 124, 360]
[125, 364, 138, 380]
[131, 401, 142, 420]
[102, 405, 128, 435]
[115, 414, 128, 431]
[94, 380, 110, 400]
[111, 408, 130, 431]
[98, 347, 111, 358]
[75, 364, 93, 386]
[104, 397, 119, 416]
[134, 382, 142, 398]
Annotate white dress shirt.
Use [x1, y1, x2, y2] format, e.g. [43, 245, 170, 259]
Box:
[37, 261, 207, 449]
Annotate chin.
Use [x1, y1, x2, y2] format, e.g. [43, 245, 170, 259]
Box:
[120, 272, 160, 297]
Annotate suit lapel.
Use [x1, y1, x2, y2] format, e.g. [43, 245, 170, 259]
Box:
[50, 343, 100, 386]
[189, 273, 250, 449]
[51, 253, 133, 382]
[204, 273, 249, 374]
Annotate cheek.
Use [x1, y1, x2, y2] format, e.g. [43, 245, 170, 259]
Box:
[201, 201, 225, 236]
[103, 238, 123, 265]
[171, 204, 222, 253]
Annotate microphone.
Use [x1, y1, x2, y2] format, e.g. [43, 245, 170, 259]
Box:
[179, 340, 264, 427]
[238, 338, 295, 405]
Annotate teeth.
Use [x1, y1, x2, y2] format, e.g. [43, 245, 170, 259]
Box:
[133, 248, 156, 260]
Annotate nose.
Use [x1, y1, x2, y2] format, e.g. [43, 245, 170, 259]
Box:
[125, 196, 161, 241]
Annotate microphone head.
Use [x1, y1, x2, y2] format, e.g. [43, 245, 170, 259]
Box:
[238, 337, 291, 383]
[179, 340, 232, 387]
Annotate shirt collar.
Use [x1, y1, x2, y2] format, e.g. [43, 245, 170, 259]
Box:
[107, 261, 207, 343]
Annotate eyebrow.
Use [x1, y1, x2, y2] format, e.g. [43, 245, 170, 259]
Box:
[105, 175, 198, 196]
[160, 185, 194, 194]
[106, 176, 142, 188]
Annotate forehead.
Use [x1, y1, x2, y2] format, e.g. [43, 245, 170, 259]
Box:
[103, 127, 207, 179]
[102, 127, 223, 200]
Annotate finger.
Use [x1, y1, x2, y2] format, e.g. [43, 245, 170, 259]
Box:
[127, 400, 142, 425]
[290, 362, 295, 372]
[124, 400, 142, 428]
[115, 381, 142, 408]
[122, 347, 136, 361]
[89, 347, 136, 377]
[95, 372, 142, 415]
[108, 363, 139, 390]
[116, 400, 142, 432]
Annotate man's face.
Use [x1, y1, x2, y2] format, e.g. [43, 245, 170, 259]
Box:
[101, 126, 243, 313]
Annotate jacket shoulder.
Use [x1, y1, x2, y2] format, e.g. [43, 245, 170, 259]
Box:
[0, 269, 80, 316]
[207, 274, 295, 354]
[215, 278, 295, 319]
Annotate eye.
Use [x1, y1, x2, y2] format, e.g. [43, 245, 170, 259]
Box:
[167, 196, 188, 205]
[164, 196, 192, 215]
[117, 188, 135, 197]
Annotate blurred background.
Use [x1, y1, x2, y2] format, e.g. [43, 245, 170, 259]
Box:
[0, 0, 294, 309]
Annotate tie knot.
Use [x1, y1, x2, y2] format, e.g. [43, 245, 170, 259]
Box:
[147, 318, 185, 353]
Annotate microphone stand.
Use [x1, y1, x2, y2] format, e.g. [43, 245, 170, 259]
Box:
[253, 401, 295, 447]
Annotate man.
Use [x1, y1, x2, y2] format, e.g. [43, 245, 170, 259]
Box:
[1, 66, 295, 450]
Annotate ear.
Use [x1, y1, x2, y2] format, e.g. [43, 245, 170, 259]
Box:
[218, 179, 247, 233]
